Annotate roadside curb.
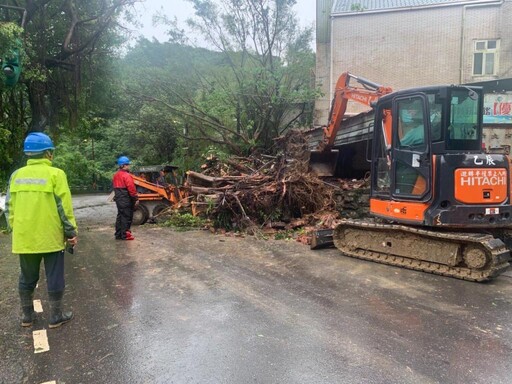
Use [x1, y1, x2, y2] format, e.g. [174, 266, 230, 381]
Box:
[73, 202, 110, 210]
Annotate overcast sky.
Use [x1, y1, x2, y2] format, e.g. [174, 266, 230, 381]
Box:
[131, 0, 316, 42]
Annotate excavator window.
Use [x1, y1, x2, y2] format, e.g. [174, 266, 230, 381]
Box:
[374, 107, 392, 193]
[376, 157, 391, 192]
[398, 99, 426, 148]
[396, 93, 442, 145]
[395, 161, 426, 196]
[393, 96, 429, 197]
[428, 95, 442, 142]
[446, 89, 481, 150]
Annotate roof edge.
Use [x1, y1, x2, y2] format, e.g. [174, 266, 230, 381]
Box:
[331, 0, 503, 17]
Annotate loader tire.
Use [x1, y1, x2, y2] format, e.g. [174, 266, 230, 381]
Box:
[152, 203, 169, 217]
[133, 203, 149, 225]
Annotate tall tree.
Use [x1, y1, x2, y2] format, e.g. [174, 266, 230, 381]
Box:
[0, 0, 137, 182]
[145, 0, 316, 155]
[21, 0, 137, 129]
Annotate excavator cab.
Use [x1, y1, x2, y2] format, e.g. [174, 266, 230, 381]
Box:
[369, 85, 512, 227]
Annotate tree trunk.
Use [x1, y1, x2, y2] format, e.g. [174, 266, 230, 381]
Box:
[27, 81, 48, 131]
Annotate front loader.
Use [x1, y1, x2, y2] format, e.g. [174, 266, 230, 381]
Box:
[130, 165, 188, 225]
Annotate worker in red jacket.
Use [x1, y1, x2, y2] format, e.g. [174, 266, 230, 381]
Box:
[112, 156, 139, 240]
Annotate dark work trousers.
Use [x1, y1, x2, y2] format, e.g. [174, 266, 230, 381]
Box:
[19, 251, 65, 292]
[115, 200, 134, 239]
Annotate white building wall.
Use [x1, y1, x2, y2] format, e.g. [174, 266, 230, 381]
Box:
[316, 42, 332, 124]
[462, 4, 503, 83]
[314, 1, 512, 122]
[315, 0, 335, 125]
[499, 1, 512, 79]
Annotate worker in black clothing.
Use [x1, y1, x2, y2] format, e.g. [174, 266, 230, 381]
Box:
[112, 156, 139, 240]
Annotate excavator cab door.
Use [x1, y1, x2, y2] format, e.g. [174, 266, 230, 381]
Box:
[390, 94, 432, 201]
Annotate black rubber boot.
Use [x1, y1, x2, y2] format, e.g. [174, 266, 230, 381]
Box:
[19, 290, 35, 327]
[48, 291, 74, 329]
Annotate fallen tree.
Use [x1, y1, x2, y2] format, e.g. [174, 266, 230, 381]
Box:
[148, 130, 369, 244]
[185, 131, 338, 233]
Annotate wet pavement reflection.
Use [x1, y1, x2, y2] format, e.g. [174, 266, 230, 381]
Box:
[0, 194, 511, 383]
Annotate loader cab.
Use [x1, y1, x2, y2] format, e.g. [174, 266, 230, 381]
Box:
[369, 85, 485, 224]
[132, 165, 180, 188]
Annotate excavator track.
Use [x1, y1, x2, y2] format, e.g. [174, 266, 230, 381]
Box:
[333, 220, 511, 282]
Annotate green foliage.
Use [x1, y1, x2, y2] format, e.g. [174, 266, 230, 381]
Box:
[0, 211, 7, 230]
[125, 104, 178, 164]
[0, 23, 26, 182]
[0, 23, 21, 53]
[258, 208, 282, 224]
[125, 0, 317, 158]
[162, 213, 207, 231]
[212, 210, 233, 230]
[0, 1, 316, 189]
[0, 127, 13, 182]
[202, 146, 230, 163]
[274, 230, 294, 240]
[0, 1, 137, 187]
[52, 138, 111, 190]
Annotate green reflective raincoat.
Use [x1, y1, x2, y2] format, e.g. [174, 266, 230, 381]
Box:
[5, 158, 77, 254]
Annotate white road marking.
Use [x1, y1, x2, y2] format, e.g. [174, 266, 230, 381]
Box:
[40, 381, 56, 384]
[33, 299, 43, 313]
[33, 329, 50, 354]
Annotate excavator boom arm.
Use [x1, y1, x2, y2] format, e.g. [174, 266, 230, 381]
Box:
[322, 72, 392, 148]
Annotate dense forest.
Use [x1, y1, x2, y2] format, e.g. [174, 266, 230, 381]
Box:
[0, 0, 316, 191]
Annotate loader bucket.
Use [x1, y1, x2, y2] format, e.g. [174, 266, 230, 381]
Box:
[309, 149, 339, 177]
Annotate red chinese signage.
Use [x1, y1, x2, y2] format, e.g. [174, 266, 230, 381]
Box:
[484, 94, 512, 124]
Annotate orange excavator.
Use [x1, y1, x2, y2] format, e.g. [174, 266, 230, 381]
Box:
[310, 72, 512, 281]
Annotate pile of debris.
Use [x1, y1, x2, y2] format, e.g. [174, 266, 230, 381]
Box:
[185, 131, 337, 235]
[175, 130, 370, 242]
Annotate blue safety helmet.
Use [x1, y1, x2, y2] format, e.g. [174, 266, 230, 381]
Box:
[23, 132, 55, 155]
[117, 156, 131, 166]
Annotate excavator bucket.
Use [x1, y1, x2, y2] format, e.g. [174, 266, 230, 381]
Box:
[309, 149, 339, 177]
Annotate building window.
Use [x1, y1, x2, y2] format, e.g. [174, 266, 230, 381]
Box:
[473, 40, 499, 76]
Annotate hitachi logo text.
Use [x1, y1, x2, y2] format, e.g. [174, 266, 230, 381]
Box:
[460, 176, 507, 186]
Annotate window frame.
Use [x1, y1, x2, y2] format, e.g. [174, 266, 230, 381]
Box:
[472, 39, 500, 76]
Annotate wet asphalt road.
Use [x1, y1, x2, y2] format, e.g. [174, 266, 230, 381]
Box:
[1, 194, 512, 384]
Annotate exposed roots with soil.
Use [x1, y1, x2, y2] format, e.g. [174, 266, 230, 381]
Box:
[159, 131, 370, 243]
